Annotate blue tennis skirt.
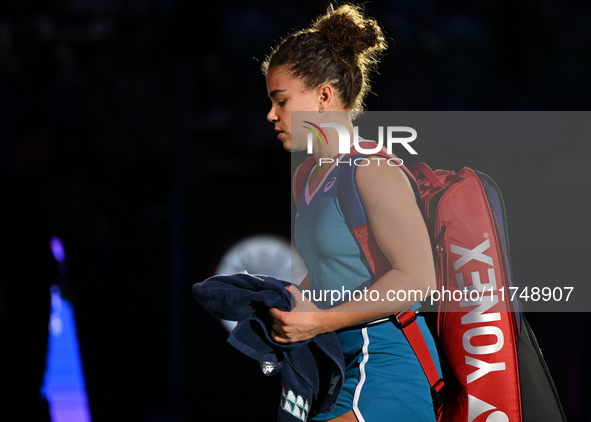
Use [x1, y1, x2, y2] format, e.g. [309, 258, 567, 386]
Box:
[310, 316, 441, 422]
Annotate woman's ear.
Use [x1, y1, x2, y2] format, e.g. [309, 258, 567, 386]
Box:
[318, 84, 335, 111]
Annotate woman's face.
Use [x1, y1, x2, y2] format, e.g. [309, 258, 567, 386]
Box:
[266, 66, 320, 151]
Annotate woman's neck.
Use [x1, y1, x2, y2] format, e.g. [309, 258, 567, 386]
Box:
[311, 114, 354, 164]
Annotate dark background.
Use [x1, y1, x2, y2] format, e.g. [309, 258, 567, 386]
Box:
[0, 0, 589, 421]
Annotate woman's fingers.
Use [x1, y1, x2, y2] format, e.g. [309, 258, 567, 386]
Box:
[269, 288, 323, 343]
[271, 329, 290, 343]
[269, 307, 289, 342]
[270, 307, 302, 343]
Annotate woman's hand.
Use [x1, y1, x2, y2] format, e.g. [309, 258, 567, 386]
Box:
[269, 285, 327, 344]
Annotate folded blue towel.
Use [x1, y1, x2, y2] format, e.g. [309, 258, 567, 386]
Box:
[193, 272, 345, 422]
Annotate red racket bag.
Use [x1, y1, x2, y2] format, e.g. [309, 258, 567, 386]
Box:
[412, 162, 565, 422]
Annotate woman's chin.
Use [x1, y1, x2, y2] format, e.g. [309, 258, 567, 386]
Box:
[289, 141, 310, 153]
[280, 135, 309, 153]
[282, 139, 302, 153]
[281, 139, 291, 151]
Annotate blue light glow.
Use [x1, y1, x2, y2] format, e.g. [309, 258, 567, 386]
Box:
[41, 285, 92, 422]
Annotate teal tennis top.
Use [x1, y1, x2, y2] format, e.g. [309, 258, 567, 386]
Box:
[294, 163, 375, 307]
[294, 161, 439, 422]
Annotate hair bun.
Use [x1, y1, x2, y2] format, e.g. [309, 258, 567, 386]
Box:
[313, 4, 387, 58]
[262, 3, 388, 116]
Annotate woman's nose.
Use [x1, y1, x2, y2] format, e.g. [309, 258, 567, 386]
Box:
[267, 106, 278, 123]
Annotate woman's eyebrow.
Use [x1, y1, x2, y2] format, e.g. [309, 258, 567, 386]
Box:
[269, 89, 286, 99]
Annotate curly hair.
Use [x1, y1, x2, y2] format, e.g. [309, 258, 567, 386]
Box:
[262, 3, 388, 116]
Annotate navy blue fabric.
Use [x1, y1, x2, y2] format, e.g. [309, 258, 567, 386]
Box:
[193, 272, 345, 421]
[336, 157, 368, 229]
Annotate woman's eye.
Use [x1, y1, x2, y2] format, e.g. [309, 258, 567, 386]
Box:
[278, 100, 286, 107]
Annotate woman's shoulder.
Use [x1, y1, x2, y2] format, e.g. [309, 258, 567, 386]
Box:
[354, 158, 415, 201]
